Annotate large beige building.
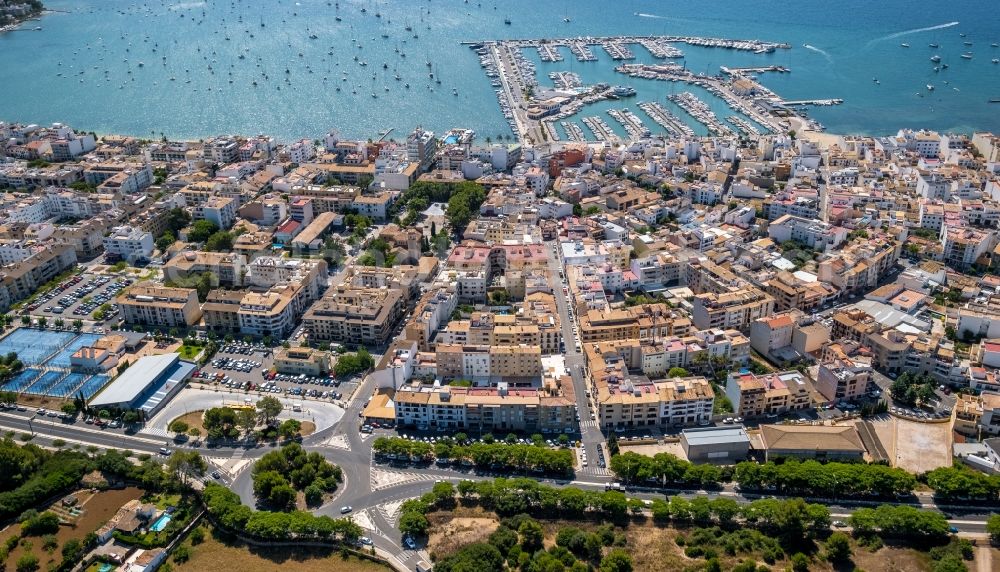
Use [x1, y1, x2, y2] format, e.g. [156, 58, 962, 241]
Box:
[724, 371, 811, 418]
[273, 347, 332, 376]
[435, 292, 562, 354]
[435, 343, 543, 382]
[117, 283, 202, 328]
[583, 341, 714, 429]
[578, 304, 691, 343]
[393, 385, 576, 433]
[303, 285, 405, 345]
[690, 287, 775, 332]
[815, 357, 872, 402]
[201, 257, 327, 338]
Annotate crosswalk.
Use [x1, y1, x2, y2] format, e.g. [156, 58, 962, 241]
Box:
[141, 427, 170, 438]
[578, 419, 600, 429]
[582, 466, 614, 477]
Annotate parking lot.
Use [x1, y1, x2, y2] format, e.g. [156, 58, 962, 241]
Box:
[26, 273, 131, 322]
[192, 342, 360, 404]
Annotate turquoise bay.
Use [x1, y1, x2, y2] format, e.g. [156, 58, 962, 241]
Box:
[1, 0, 998, 140]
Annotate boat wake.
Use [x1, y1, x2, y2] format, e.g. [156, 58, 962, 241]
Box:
[868, 21, 959, 46]
[634, 12, 667, 19]
[168, 1, 207, 10]
[803, 44, 833, 63]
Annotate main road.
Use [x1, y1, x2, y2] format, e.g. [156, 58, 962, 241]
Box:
[0, 401, 995, 572]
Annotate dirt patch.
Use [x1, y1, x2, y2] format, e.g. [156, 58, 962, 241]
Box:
[850, 543, 932, 572]
[0, 486, 143, 571]
[171, 410, 207, 434]
[887, 417, 952, 473]
[427, 507, 499, 558]
[620, 441, 687, 460]
[174, 525, 390, 572]
[298, 421, 316, 437]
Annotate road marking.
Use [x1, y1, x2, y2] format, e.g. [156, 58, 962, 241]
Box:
[0, 412, 165, 445]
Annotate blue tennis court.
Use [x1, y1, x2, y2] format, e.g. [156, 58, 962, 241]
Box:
[2, 368, 42, 392]
[48, 334, 103, 368]
[25, 371, 67, 395]
[49, 372, 91, 398]
[0, 329, 76, 365]
[77, 375, 110, 400]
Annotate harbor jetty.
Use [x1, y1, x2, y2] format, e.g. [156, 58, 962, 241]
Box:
[467, 34, 828, 145]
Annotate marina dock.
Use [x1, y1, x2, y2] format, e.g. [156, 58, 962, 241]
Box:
[468, 34, 822, 145]
[720, 65, 790, 75]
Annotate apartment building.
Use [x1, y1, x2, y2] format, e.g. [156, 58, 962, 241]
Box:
[436, 293, 562, 354]
[403, 286, 459, 352]
[940, 225, 994, 271]
[102, 226, 154, 262]
[584, 341, 714, 429]
[435, 343, 543, 382]
[0, 244, 78, 311]
[303, 285, 405, 345]
[596, 375, 715, 430]
[162, 251, 245, 288]
[767, 214, 848, 251]
[200, 257, 326, 338]
[817, 235, 900, 294]
[690, 287, 775, 332]
[117, 283, 202, 328]
[815, 357, 872, 402]
[193, 196, 238, 230]
[765, 271, 835, 313]
[578, 304, 691, 343]
[273, 347, 332, 376]
[725, 371, 811, 418]
[393, 385, 575, 433]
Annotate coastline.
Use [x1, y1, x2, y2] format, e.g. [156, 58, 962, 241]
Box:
[0, 10, 47, 34]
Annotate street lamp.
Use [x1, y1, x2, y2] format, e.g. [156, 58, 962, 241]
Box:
[27, 415, 35, 435]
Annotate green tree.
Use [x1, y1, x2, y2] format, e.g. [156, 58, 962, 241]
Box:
[168, 420, 189, 434]
[166, 450, 207, 486]
[987, 513, 1000, 543]
[667, 367, 689, 378]
[256, 396, 283, 426]
[519, 519, 544, 553]
[166, 208, 192, 234]
[188, 220, 220, 243]
[268, 484, 297, 511]
[599, 549, 633, 572]
[278, 419, 302, 439]
[204, 231, 234, 252]
[825, 532, 851, 563]
[790, 553, 810, 572]
[156, 231, 176, 252]
[399, 510, 430, 536]
[16, 553, 39, 572]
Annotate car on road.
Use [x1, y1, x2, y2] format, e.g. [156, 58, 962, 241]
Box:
[211, 470, 222, 479]
[402, 535, 416, 549]
[832, 520, 846, 528]
[340, 506, 353, 514]
[359, 536, 373, 546]
[159, 447, 171, 455]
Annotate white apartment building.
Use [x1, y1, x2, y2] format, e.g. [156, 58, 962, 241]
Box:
[103, 226, 154, 261]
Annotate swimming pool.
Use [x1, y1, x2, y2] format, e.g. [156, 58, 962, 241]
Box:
[149, 514, 171, 532]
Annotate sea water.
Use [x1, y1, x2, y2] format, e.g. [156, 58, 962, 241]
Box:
[0, 0, 997, 140]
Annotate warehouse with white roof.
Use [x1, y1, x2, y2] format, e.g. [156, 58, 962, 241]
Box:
[88, 353, 194, 418]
